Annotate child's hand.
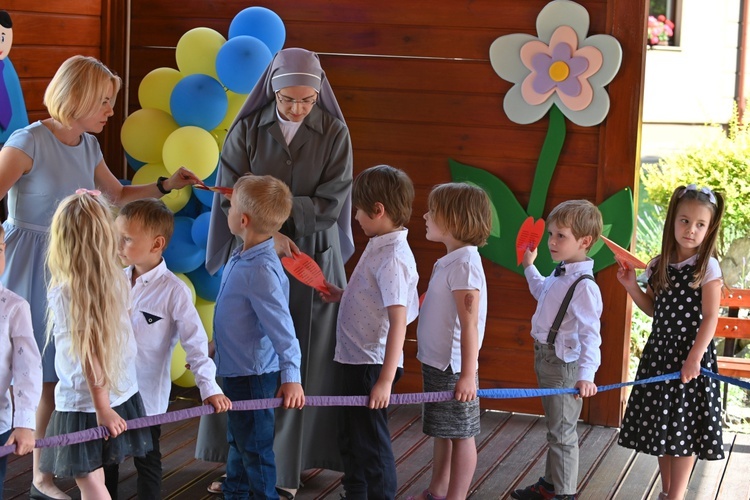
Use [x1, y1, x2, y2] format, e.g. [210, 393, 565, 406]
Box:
[680, 357, 701, 384]
[522, 247, 538, 269]
[207, 339, 216, 359]
[319, 281, 343, 303]
[5, 427, 35, 455]
[205, 394, 232, 413]
[368, 379, 392, 409]
[616, 261, 637, 288]
[97, 407, 127, 439]
[273, 232, 300, 258]
[277, 382, 305, 409]
[454, 374, 477, 402]
[574, 380, 597, 399]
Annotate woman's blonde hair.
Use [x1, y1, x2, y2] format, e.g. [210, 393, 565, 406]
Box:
[427, 183, 492, 246]
[46, 192, 130, 391]
[44, 55, 121, 128]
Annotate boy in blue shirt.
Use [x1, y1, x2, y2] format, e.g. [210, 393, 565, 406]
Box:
[214, 174, 305, 500]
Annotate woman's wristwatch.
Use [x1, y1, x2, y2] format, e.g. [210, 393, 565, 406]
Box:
[156, 176, 173, 194]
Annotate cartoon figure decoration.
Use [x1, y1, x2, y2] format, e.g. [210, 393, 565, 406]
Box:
[119, 6, 285, 387]
[450, 0, 632, 276]
[0, 10, 29, 145]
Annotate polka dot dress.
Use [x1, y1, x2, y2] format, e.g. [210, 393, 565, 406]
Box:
[618, 264, 724, 460]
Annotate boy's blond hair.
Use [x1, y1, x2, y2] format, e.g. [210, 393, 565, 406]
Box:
[352, 165, 414, 227]
[546, 200, 603, 249]
[44, 55, 122, 128]
[427, 183, 492, 247]
[233, 175, 293, 234]
[118, 198, 174, 245]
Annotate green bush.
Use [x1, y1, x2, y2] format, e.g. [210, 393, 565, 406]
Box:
[640, 120, 750, 252]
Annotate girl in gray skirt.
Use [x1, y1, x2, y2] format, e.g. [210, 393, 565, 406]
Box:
[410, 183, 492, 500]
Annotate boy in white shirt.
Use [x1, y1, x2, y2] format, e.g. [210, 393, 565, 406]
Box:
[0, 224, 42, 495]
[322, 165, 419, 500]
[107, 199, 231, 499]
[513, 200, 603, 500]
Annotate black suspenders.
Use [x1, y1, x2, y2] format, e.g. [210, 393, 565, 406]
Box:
[546, 275, 595, 345]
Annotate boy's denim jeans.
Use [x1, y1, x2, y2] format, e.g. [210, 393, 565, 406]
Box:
[223, 372, 280, 500]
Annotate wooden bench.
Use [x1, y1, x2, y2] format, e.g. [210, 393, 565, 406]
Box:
[716, 288, 750, 380]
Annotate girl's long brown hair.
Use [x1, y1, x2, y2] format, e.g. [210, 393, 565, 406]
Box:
[650, 185, 724, 295]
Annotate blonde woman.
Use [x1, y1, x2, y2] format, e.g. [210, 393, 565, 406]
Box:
[0, 55, 198, 498]
[38, 191, 152, 500]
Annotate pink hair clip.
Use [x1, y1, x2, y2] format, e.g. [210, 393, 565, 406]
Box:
[678, 184, 716, 205]
[75, 188, 102, 196]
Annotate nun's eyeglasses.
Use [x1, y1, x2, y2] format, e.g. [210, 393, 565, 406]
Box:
[276, 92, 317, 106]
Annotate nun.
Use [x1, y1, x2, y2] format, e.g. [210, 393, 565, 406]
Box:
[203, 47, 353, 498]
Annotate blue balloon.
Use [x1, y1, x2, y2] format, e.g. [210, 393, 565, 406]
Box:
[216, 36, 273, 94]
[170, 74, 228, 130]
[175, 193, 203, 219]
[228, 7, 286, 54]
[187, 265, 223, 302]
[125, 152, 146, 172]
[191, 212, 211, 249]
[194, 168, 218, 207]
[163, 217, 206, 274]
[119, 178, 132, 186]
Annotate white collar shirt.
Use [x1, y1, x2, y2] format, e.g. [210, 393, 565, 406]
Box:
[0, 284, 42, 433]
[524, 258, 603, 382]
[416, 246, 487, 372]
[126, 260, 222, 416]
[334, 229, 419, 365]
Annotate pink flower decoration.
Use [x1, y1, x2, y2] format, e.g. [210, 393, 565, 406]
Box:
[519, 26, 602, 112]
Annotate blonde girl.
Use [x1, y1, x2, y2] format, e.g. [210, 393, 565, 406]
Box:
[617, 184, 725, 500]
[410, 183, 492, 500]
[38, 191, 151, 500]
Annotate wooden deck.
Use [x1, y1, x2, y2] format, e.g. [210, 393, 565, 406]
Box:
[4, 392, 750, 499]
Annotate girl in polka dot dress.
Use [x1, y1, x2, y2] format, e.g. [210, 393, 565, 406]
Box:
[616, 184, 725, 500]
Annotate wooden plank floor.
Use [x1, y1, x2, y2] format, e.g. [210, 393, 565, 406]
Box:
[4, 392, 750, 499]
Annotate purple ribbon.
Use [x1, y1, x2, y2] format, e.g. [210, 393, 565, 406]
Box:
[2, 368, 743, 458]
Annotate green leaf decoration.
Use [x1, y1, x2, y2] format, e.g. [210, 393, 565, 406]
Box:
[588, 223, 612, 258]
[592, 187, 634, 273]
[449, 159, 527, 274]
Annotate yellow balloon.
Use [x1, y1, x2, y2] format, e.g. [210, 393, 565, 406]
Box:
[175, 273, 197, 304]
[195, 297, 215, 341]
[173, 367, 197, 388]
[131, 163, 191, 213]
[175, 27, 226, 79]
[217, 91, 248, 130]
[121, 109, 179, 163]
[139, 67, 183, 113]
[211, 128, 227, 150]
[170, 342, 187, 381]
[162, 126, 219, 180]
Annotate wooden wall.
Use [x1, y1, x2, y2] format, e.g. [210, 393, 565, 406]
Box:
[129, 0, 646, 426]
[1, 0, 128, 177]
[6, 0, 646, 426]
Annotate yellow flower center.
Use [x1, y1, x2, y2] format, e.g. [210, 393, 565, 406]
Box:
[549, 61, 570, 82]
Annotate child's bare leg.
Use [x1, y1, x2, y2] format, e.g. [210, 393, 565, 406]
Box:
[446, 437, 476, 500]
[658, 455, 671, 494]
[665, 455, 695, 500]
[425, 437, 452, 498]
[33, 382, 71, 500]
[75, 467, 111, 500]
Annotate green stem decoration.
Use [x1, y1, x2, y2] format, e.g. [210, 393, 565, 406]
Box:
[527, 104, 566, 219]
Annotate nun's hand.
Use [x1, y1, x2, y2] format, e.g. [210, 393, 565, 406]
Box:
[273, 232, 299, 258]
